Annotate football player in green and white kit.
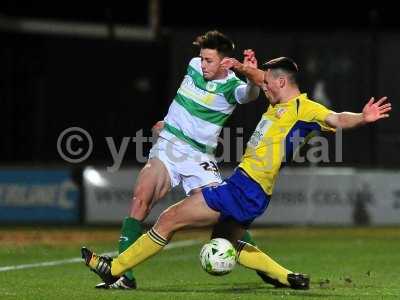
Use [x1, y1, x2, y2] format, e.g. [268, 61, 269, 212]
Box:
[97, 30, 273, 289]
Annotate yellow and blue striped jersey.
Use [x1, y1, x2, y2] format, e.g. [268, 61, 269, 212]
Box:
[239, 93, 335, 195]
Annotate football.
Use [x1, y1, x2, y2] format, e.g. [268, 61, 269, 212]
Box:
[199, 238, 237, 276]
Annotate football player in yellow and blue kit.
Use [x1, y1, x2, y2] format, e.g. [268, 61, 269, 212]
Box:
[82, 57, 391, 290]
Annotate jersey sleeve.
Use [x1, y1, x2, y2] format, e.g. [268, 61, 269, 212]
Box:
[223, 78, 246, 104]
[187, 57, 202, 74]
[234, 82, 260, 104]
[302, 100, 336, 132]
[188, 57, 201, 68]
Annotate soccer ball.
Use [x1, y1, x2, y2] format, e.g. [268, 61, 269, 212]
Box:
[199, 238, 237, 276]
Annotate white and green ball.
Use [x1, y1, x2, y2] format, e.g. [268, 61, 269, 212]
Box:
[199, 238, 237, 276]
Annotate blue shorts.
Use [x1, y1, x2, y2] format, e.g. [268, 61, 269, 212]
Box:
[202, 168, 270, 227]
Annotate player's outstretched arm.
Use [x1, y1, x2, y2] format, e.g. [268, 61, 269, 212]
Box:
[325, 97, 391, 129]
[233, 49, 261, 104]
[221, 57, 264, 87]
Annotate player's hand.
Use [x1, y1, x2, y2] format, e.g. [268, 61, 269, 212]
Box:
[220, 57, 240, 70]
[243, 49, 257, 68]
[151, 120, 165, 136]
[362, 96, 391, 123]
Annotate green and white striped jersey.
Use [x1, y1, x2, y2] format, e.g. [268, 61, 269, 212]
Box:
[160, 57, 248, 154]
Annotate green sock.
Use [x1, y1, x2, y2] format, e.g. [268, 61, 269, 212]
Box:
[241, 230, 256, 246]
[118, 217, 143, 281]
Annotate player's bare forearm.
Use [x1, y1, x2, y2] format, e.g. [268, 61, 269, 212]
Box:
[233, 61, 264, 86]
[221, 57, 264, 86]
[333, 112, 366, 129]
[326, 97, 391, 129]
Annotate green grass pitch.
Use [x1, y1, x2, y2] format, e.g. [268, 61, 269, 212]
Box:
[0, 227, 399, 299]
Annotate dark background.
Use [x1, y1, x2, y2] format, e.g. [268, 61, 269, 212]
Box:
[1, 3, 399, 167]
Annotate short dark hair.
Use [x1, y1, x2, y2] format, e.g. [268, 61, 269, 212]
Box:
[261, 57, 299, 84]
[193, 30, 235, 57]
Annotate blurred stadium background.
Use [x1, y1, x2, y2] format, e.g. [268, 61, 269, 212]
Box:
[0, 2, 399, 299]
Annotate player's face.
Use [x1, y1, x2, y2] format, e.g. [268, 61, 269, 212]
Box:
[200, 49, 225, 80]
[262, 70, 281, 104]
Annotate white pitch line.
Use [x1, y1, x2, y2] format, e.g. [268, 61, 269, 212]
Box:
[0, 239, 200, 272]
